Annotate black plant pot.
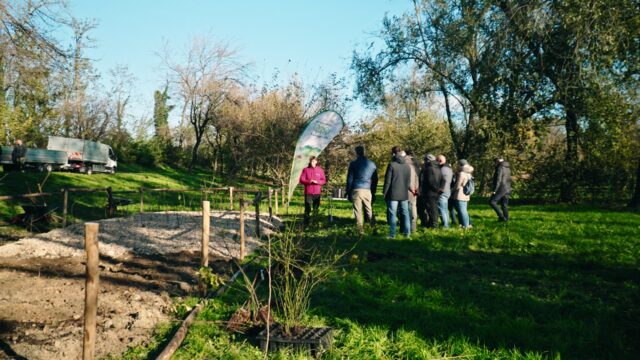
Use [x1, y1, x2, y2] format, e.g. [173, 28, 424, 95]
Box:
[256, 323, 333, 356]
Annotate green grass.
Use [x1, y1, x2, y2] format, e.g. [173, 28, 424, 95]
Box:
[2, 166, 638, 358]
[123, 197, 639, 359]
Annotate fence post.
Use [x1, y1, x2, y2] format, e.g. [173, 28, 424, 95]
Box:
[82, 222, 100, 360]
[239, 195, 245, 260]
[139, 187, 145, 213]
[62, 188, 68, 227]
[255, 191, 261, 238]
[281, 186, 285, 208]
[268, 188, 273, 221]
[201, 201, 210, 268]
[274, 188, 279, 216]
[106, 187, 114, 217]
[229, 187, 234, 210]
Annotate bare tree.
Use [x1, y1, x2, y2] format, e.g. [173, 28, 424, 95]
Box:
[162, 37, 246, 171]
[108, 64, 135, 142]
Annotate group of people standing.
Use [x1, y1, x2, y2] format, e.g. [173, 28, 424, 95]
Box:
[373, 146, 478, 238]
[298, 145, 511, 238]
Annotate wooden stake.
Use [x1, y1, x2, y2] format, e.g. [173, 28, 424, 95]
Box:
[274, 189, 279, 215]
[255, 192, 261, 238]
[229, 187, 234, 210]
[268, 188, 273, 220]
[201, 201, 210, 268]
[239, 196, 245, 260]
[82, 223, 100, 360]
[62, 188, 68, 227]
[139, 187, 145, 213]
[281, 186, 285, 208]
[106, 187, 114, 217]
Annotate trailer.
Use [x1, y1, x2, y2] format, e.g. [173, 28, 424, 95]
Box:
[1, 146, 68, 172]
[46, 136, 117, 174]
[1, 137, 117, 174]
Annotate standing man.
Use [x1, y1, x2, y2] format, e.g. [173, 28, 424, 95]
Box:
[490, 157, 512, 222]
[404, 150, 420, 233]
[436, 155, 453, 228]
[383, 146, 411, 238]
[346, 145, 378, 233]
[421, 154, 442, 228]
[11, 139, 26, 172]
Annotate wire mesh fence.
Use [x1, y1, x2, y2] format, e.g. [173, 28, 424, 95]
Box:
[1, 186, 284, 239]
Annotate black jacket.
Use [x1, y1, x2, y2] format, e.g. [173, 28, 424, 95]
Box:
[11, 144, 26, 163]
[383, 155, 411, 201]
[422, 161, 443, 196]
[492, 161, 512, 193]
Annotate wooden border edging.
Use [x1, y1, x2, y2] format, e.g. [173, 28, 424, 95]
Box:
[0, 192, 54, 201]
[155, 261, 251, 360]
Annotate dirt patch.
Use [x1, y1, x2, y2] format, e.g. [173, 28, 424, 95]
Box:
[0, 211, 280, 359]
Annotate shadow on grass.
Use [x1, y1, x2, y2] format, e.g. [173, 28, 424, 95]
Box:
[310, 234, 640, 359]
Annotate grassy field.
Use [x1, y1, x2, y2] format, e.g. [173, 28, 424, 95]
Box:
[0, 164, 270, 238]
[123, 193, 639, 359]
[2, 166, 638, 358]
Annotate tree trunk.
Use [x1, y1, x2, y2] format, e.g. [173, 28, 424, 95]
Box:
[629, 157, 640, 208]
[560, 105, 579, 202]
[189, 137, 202, 172]
[439, 80, 462, 159]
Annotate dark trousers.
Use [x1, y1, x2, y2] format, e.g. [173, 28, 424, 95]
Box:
[424, 192, 439, 228]
[13, 158, 25, 172]
[489, 191, 510, 221]
[304, 194, 321, 225]
[448, 197, 456, 224]
[417, 195, 427, 226]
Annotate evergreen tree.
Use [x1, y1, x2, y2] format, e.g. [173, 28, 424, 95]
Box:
[152, 84, 173, 139]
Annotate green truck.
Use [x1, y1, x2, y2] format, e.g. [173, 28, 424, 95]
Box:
[1, 136, 117, 174]
[1, 146, 68, 172]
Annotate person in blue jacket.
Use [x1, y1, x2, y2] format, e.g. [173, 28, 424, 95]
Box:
[346, 145, 378, 233]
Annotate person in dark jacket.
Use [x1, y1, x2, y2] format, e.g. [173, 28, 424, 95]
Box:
[382, 146, 411, 238]
[421, 154, 442, 228]
[299, 156, 327, 226]
[489, 157, 512, 221]
[11, 139, 27, 172]
[346, 145, 378, 232]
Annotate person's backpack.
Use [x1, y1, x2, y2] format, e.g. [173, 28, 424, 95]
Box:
[463, 177, 475, 196]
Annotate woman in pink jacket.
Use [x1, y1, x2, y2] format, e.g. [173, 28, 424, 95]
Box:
[299, 156, 326, 226]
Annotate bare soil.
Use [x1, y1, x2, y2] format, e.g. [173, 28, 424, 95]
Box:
[0, 211, 279, 359]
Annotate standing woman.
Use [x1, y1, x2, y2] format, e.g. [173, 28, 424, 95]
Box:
[452, 159, 474, 229]
[299, 156, 326, 226]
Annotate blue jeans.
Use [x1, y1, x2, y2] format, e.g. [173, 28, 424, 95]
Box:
[386, 200, 410, 238]
[454, 200, 470, 228]
[438, 193, 450, 228]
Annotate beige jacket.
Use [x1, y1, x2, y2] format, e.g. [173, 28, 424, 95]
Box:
[408, 159, 419, 200]
[452, 164, 474, 201]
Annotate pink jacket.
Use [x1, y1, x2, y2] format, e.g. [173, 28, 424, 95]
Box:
[299, 166, 326, 195]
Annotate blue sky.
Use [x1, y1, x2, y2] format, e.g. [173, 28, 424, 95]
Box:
[70, 0, 410, 126]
